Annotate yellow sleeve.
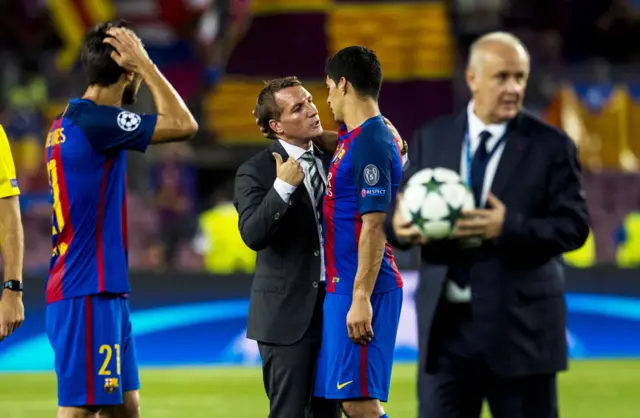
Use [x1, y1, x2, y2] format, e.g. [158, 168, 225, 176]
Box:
[0, 125, 20, 198]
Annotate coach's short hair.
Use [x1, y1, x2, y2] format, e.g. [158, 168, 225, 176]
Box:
[253, 76, 302, 140]
[81, 19, 131, 87]
[325, 46, 382, 100]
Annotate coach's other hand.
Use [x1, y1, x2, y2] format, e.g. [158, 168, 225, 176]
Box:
[392, 195, 428, 245]
[454, 193, 506, 240]
[273, 153, 305, 187]
[0, 290, 25, 342]
[347, 293, 374, 345]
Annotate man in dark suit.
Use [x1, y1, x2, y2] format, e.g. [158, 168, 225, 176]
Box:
[233, 76, 341, 418]
[385, 32, 590, 418]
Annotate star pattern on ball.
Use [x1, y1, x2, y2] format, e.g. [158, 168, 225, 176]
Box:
[423, 177, 443, 193]
[443, 204, 462, 226]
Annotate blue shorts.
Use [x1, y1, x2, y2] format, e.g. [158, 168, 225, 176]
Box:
[314, 288, 402, 402]
[45, 294, 140, 407]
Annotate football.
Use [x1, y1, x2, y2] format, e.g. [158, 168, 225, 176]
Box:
[399, 167, 475, 239]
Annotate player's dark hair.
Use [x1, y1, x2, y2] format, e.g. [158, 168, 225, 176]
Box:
[80, 20, 131, 87]
[325, 46, 382, 100]
[254, 76, 302, 140]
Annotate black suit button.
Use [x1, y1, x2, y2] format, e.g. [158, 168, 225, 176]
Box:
[313, 250, 319, 256]
[274, 212, 280, 220]
[312, 281, 318, 288]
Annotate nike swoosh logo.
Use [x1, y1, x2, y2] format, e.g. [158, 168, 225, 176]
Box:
[337, 381, 353, 390]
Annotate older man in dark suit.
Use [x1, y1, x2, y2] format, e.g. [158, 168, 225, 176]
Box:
[386, 32, 590, 418]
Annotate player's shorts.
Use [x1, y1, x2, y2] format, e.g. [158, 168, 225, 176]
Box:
[45, 294, 140, 407]
[314, 288, 402, 402]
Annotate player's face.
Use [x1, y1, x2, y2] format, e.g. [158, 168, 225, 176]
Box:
[325, 76, 345, 122]
[271, 86, 323, 141]
[466, 44, 529, 123]
[122, 74, 142, 105]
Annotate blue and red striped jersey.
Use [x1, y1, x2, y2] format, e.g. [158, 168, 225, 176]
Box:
[44, 98, 157, 304]
[323, 115, 403, 294]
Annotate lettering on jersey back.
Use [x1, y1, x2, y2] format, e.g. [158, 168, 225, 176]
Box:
[46, 127, 66, 148]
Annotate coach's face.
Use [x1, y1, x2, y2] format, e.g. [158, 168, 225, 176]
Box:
[466, 43, 529, 123]
[271, 85, 323, 141]
[325, 76, 346, 123]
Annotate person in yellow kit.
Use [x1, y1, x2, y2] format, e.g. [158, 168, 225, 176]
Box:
[194, 186, 256, 274]
[0, 125, 25, 341]
[615, 212, 640, 267]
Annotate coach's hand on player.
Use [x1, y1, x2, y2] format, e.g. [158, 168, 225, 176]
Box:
[347, 293, 374, 345]
[454, 193, 506, 240]
[0, 289, 25, 341]
[273, 153, 305, 187]
[392, 195, 428, 245]
[103, 27, 153, 74]
[383, 117, 408, 156]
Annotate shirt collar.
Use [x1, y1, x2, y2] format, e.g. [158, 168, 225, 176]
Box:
[278, 139, 313, 160]
[467, 101, 507, 143]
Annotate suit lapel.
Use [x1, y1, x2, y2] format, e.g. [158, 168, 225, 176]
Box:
[490, 114, 529, 198]
[437, 111, 467, 172]
[269, 140, 289, 163]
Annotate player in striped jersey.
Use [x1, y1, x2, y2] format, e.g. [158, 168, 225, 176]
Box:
[45, 20, 197, 418]
[314, 46, 403, 418]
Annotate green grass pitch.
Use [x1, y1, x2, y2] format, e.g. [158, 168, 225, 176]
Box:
[0, 360, 638, 417]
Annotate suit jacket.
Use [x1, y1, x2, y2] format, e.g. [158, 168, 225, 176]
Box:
[234, 140, 331, 345]
[386, 109, 590, 378]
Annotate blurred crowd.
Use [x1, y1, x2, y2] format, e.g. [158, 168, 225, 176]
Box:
[1, 0, 640, 273]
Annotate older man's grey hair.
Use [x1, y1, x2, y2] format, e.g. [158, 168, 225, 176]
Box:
[467, 32, 530, 74]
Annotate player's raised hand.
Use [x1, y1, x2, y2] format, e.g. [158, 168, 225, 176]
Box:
[103, 28, 153, 74]
[273, 153, 304, 187]
[347, 295, 374, 345]
[0, 291, 25, 342]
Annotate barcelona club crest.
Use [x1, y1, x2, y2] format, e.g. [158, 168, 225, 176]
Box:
[104, 377, 119, 393]
[332, 143, 346, 165]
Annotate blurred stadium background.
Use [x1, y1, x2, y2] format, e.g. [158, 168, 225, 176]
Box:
[1, 0, 640, 416]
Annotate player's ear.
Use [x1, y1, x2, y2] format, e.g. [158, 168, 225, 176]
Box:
[339, 77, 347, 95]
[465, 66, 477, 95]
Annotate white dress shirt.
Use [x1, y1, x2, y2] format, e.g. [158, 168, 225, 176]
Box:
[273, 139, 327, 282]
[446, 102, 508, 303]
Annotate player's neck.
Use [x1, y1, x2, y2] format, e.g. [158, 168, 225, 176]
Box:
[83, 85, 124, 107]
[343, 97, 380, 132]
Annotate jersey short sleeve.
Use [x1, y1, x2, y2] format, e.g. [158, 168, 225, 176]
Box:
[75, 106, 158, 153]
[351, 133, 392, 215]
[0, 125, 20, 198]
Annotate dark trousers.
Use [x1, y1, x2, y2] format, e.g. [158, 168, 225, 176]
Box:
[419, 299, 558, 418]
[258, 282, 341, 418]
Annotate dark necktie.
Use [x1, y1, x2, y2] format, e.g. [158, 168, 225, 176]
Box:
[450, 130, 493, 289]
[470, 130, 492, 208]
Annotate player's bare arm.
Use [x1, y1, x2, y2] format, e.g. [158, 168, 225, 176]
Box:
[104, 28, 198, 143]
[348, 211, 386, 345]
[0, 194, 25, 341]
